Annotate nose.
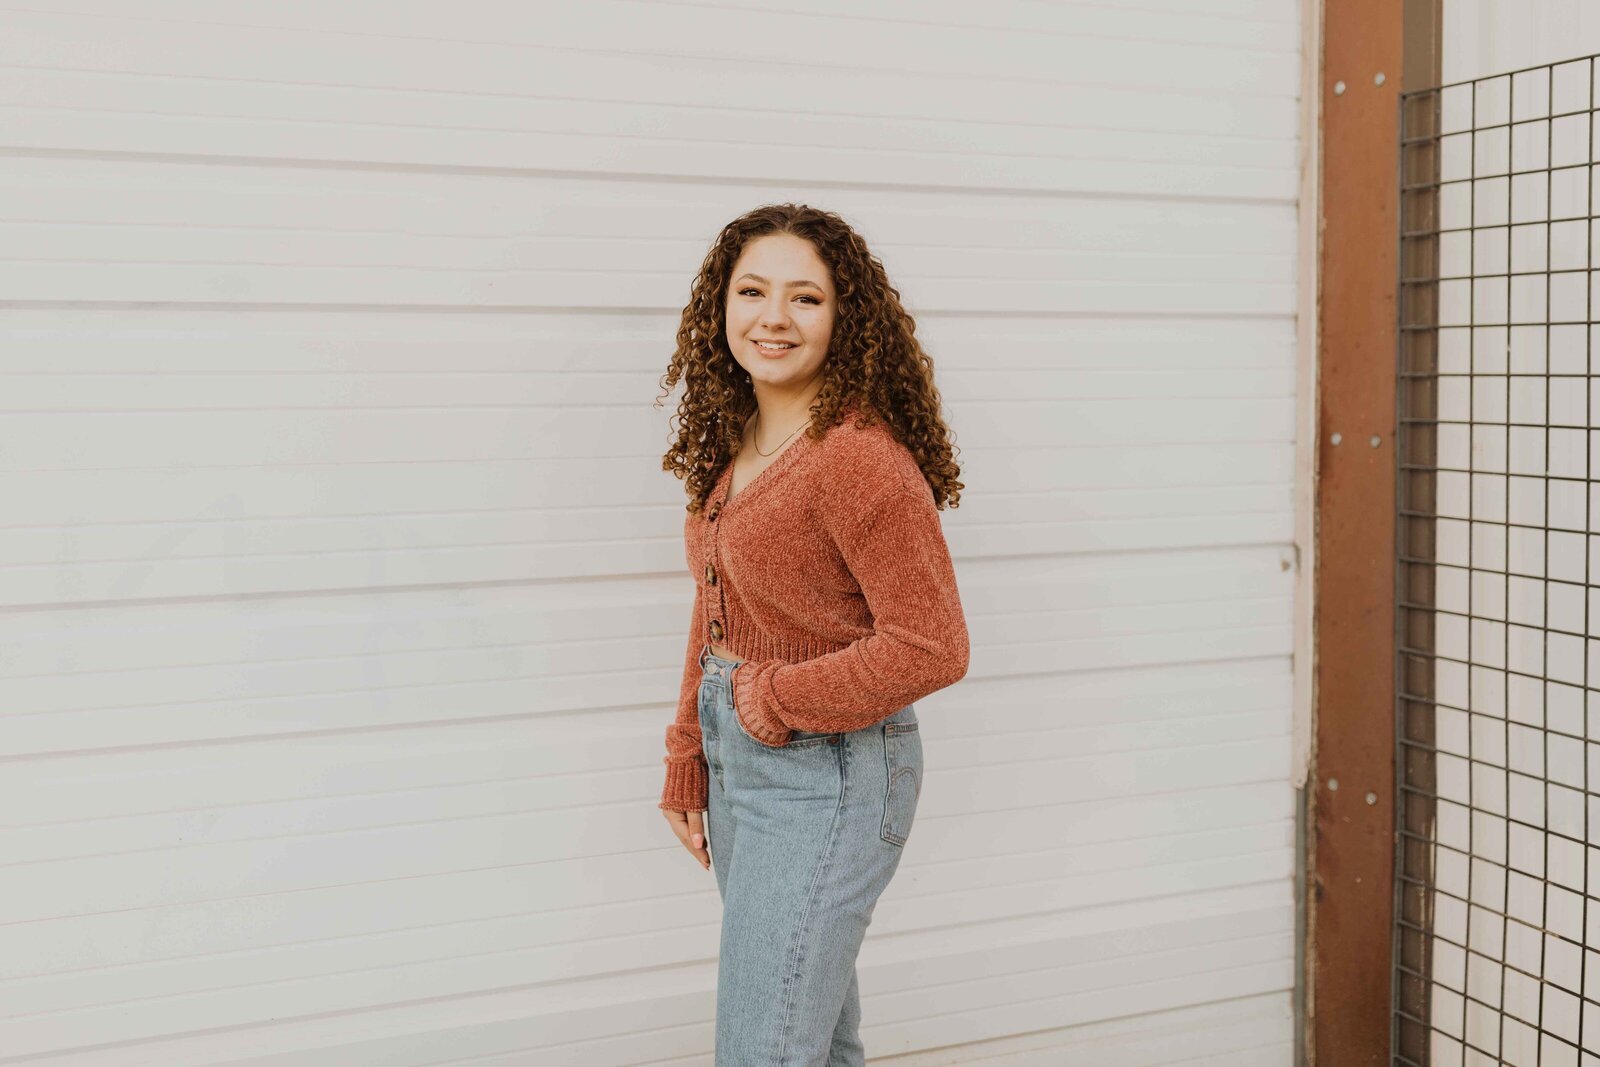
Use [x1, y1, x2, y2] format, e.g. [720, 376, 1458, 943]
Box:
[760, 297, 792, 329]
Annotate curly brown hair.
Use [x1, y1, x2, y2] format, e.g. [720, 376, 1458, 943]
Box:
[656, 203, 963, 516]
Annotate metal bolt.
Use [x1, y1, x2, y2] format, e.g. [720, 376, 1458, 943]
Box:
[1328, 778, 1339, 791]
[1370, 435, 1382, 448]
[1365, 792, 1378, 805]
[1331, 432, 1342, 446]
[1334, 81, 1346, 95]
[1374, 72, 1386, 86]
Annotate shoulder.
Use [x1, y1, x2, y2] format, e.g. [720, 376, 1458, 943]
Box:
[809, 407, 930, 534]
[816, 408, 923, 493]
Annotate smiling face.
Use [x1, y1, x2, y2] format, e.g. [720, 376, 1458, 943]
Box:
[724, 233, 835, 394]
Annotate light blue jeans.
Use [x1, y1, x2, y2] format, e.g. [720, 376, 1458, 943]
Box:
[697, 645, 923, 1067]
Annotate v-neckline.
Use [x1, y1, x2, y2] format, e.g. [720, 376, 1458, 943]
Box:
[718, 421, 817, 512]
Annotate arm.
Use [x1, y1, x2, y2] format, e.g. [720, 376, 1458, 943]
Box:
[659, 581, 710, 812]
[730, 483, 970, 741]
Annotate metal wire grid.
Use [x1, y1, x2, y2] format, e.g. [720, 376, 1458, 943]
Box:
[1394, 55, 1600, 1067]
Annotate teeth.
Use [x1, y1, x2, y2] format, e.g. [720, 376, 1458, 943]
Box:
[756, 341, 794, 349]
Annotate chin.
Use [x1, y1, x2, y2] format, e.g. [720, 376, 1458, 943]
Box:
[748, 370, 809, 386]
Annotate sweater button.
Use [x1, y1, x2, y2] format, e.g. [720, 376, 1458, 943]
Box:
[709, 619, 724, 641]
[707, 501, 721, 521]
[705, 563, 717, 586]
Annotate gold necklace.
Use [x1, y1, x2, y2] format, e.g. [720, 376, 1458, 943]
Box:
[752, 410, 811, 457]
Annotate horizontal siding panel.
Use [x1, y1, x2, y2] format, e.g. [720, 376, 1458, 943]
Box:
[0, 67, 1300, 183]
[0, 662, 1289, 824]
[873, 960, 1292, 1066]
[0, 309, 1299, 373]
[0, 864, 1290, 1059]
[0, 560, 1289, 700]
[1, 6, 1298, 106]
[1, 225, 1296, 304]
[0, 441, 1290, 517]
[0, 402, 1289, 471]
[0, 257, 1294, 311]
[976, 625, 1291, 681]
[0, 119, 1297, 206]
[0, 5, 1298, 204]
[0, 475, 1291, 605]
[0, 885, 1287, 1066]
[0, 485, 1292, 602]
[0, 783, 1289, 988]
[1, 713, 1286, 868]
[0, 159, 1299, 260]
[0, 483, 1290, 568]
[0, 610, 1289, 755]
[22, 0, 1302, 53]
[0, 827, 1288, 1032]
[885, 992, 1292, 1066]
[0, 370, 1296, 411]
[712, 0, 1299, 27]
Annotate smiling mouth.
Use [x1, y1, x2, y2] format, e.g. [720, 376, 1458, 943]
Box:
[754, 340, 797, 351]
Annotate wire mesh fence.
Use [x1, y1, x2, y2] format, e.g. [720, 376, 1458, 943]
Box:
[1395, 53, 1600, 1067]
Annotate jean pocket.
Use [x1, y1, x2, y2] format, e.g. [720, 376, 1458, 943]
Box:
[728, 687, 775, 747]
[879, 721, 922, 846]
[782, 729, 841, 749]
[727, 679, 838, 750]
[732, 707, 838, 750]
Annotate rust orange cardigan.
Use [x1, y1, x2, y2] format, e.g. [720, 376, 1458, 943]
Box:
[659, 405, 971, 813]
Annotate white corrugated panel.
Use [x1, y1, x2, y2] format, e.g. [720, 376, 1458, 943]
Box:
[1443, 0, 1600, 84]
[0, 1, 1305, 1062]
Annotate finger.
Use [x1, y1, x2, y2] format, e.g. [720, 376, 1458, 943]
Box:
[689, 812, 710, 870]
[663, 811, 695, 850]
[663, 810, 709, 869]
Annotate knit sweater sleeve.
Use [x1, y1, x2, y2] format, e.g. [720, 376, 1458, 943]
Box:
[729, 482, 970, 741]
[658, 581, 710, 812]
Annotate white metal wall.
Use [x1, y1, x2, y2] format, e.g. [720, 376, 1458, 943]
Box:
[1443, 0, 1600, 85]
[0, 2, 1305, 1063]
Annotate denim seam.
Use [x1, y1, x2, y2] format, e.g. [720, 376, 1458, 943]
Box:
[775, 723, 848, 1065]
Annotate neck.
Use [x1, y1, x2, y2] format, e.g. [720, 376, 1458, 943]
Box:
[751, 383, 824, 438]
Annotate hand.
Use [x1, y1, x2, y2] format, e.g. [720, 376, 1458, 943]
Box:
[662, 807, 711, 870]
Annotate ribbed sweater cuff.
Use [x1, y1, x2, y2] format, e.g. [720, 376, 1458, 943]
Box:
[659, 756, 709, 812]
[731, 661, 793, 747]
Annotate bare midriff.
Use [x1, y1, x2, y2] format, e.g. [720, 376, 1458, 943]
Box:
[709, 642, 744, 663]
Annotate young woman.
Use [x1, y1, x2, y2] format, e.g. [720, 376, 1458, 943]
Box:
[655, 203, 970, 1066]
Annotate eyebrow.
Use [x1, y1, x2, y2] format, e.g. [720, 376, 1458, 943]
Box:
[735, 273, 825, 290]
